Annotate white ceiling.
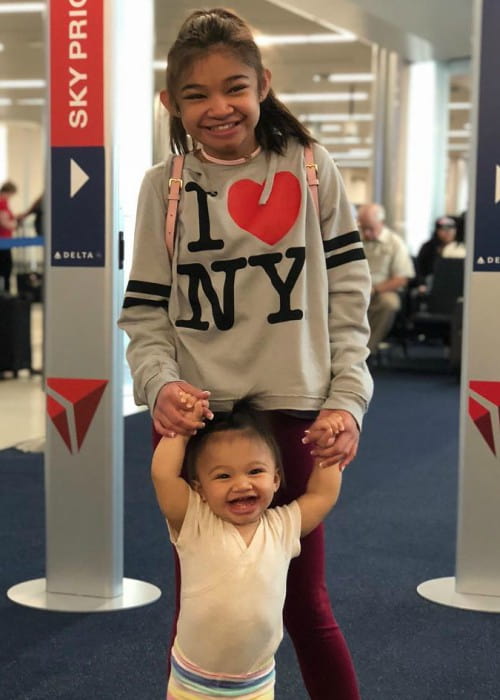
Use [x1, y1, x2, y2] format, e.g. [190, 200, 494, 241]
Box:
[0, 0, 473, 156]
[338, 0, 473, 60]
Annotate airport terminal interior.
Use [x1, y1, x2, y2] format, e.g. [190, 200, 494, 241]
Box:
[4, 2, 500, 700]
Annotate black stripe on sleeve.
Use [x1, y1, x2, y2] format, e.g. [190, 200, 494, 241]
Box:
[126, 280, 171, 297]
[326, 248, 366, 269]
[323, 230, 361, 252]
[122, 298, 169, 310]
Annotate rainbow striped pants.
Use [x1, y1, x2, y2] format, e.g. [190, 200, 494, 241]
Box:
[167, 646, 275, 699]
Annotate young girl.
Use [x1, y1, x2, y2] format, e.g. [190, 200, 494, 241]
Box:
[152, 396, 343, 699]
[118, 8, 373, 697]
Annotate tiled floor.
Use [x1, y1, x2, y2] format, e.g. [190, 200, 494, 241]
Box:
[0, 302, 144, 451]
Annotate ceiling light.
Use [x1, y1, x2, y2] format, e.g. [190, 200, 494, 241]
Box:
[17, 98, 45, 106]
[345, 148, 372, 157]
[447, 130, 471, 138]
[256, 31, 356, 47]
[448, 102, 471, 110]
[329, 73, 374, 83]
[447, 143, 470, 151]
[0, 79, 46, 89]
[279, 92, 368, 103]
[300, 113, 373, 123]
[331, 149, 372, 159]
[313, 73, 374, 83]
[331, 157, 371, 168]
[0, 43, 4, 52]
[321, 136, 362, 145]
[0, 2, 45, 12]
[153, 60, 167, 71]
[0, 98, 13, 106]
[307, 122, 341, 132]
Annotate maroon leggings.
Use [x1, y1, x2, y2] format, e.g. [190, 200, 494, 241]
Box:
[153, 412, 360, 699]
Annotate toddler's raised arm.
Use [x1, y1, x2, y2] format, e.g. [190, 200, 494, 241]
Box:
[151, 393, 205, 532]
[296, 454, 342, 537]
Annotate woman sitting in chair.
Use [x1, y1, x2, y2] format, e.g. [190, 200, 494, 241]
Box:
[416, 216, 465, 292]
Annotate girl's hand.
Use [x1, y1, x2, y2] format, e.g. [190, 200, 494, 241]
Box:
[304, 409, 359, 469]
[153, 381, 213, 438]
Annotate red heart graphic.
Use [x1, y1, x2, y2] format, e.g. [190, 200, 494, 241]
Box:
[227, 171, 301, 245]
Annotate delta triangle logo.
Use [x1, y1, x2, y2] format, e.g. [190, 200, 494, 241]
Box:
[468, 380, 500, 457]
[46, 378, 108, 454]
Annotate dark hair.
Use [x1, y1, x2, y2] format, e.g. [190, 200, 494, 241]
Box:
[0, 181, 17, 194]
[184, 399, 283, 483]
[166, 7, 314, 155]
[453, 211, 466, 243]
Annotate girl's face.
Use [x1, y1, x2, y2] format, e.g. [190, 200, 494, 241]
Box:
[163, 49, 270, 160]
[193, 430, 280, 531]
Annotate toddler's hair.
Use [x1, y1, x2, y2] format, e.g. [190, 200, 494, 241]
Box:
[165, 7, 314, 155]
[184, 399, 283, 483]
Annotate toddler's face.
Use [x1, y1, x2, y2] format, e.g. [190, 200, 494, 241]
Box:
[193, 430, 280, 529]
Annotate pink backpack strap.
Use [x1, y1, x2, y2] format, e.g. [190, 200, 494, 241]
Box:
[165, 154, 185, 261]
[304, 144, 320, 218]
[165, 148, 318, 260]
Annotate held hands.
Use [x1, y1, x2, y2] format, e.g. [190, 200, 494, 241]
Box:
[153, 381, 214, 438]
[302, 409, 359, 470]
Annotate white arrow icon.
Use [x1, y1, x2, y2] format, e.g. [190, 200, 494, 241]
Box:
[496, 165, 500, 205]
[70, 158, 89, 198]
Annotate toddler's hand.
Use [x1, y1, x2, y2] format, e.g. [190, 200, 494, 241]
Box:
[177, 389, 208, 422]
[304, 409, 358, 470]
[153, 381, 213, 438]
[302, 412, 344, 449]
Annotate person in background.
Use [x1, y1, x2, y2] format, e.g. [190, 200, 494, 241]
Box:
[18, 194, 44, 237]
[358, 203, 415, 355]
[443, 212, 466, 259]
[416, 215, 463, 290]
[0, 181, 19, 293]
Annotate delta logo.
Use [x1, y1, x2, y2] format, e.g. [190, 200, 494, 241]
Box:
[46, 378, 108, 454]
[468, 381, 500, 457]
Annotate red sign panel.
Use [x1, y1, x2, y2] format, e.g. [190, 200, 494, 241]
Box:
[47, 377, 108, 453]
[468, 381, 500, 456]
[50, 0, 104, 147]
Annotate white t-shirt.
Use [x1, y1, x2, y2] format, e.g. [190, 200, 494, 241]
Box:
[168, 489, 301, 675]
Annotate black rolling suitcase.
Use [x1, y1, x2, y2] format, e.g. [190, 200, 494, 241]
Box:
[16, 271, 43, 302]
[0, 294, 32, 375]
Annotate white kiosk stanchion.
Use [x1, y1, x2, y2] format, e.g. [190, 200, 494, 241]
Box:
[8, 0, 160, 611]
[417, 0, 500, 612]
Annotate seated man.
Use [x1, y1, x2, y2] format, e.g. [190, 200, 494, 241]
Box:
[358, 203, 415, 355]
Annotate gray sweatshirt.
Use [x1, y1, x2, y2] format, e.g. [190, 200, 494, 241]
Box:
[118, 140, 373, 427]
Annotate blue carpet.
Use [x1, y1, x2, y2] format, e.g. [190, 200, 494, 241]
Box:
[1, 371, 499, 699]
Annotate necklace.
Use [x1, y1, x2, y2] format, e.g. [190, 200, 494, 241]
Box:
[199, 145, 261, 165]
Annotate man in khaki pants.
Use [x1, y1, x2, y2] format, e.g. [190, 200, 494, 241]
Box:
[358, 203, 415, 355]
